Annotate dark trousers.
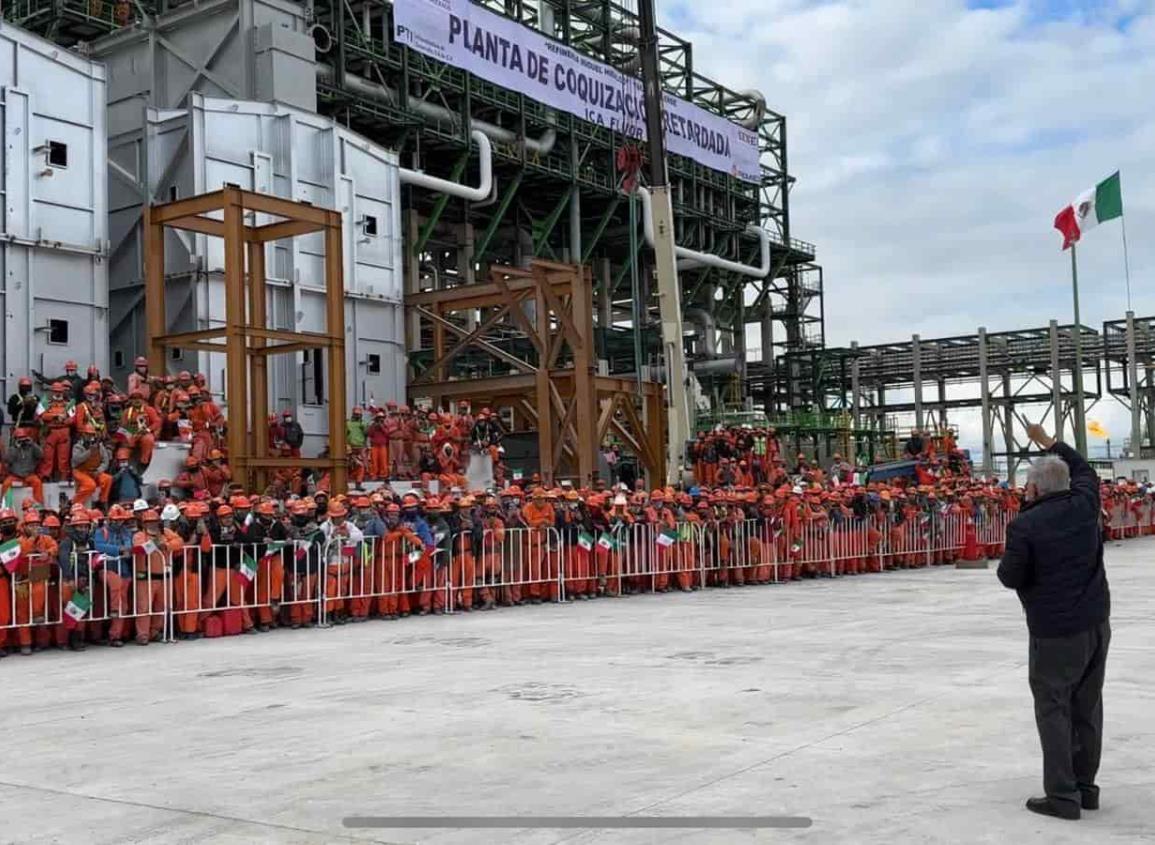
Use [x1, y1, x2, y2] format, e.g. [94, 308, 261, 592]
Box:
[1028, 621, 1110, 806]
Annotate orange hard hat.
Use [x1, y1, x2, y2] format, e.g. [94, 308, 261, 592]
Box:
[22, 511, 41, 524]
[216, 505, 233, 517]
[141, 510, 160, 522]
[256, 501, 276, 516]
[328, 504, 348, 518]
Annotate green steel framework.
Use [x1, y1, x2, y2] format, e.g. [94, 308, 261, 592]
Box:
[7, 0, 826, 409]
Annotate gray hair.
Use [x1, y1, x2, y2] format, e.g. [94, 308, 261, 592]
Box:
[1027, 455, 1070, 496]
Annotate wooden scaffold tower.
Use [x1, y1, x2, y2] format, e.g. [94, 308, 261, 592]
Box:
[143, 185, 349, 493]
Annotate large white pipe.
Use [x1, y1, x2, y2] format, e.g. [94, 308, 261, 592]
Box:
[400, 129, 493, 202]
[318, 65, 558, 156]
[634, 186, 771, 279]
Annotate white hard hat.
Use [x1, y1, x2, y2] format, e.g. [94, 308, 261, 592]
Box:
[132, 498, 149, 513]
[161, 504, 181, 522]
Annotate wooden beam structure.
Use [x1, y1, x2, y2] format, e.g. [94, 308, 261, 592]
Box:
[406, 260, 667, 486]
[144, 185, 348, 493]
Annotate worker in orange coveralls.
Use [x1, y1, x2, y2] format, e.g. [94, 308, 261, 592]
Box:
[71, 425, 112, 508]
[38, 382, 75, 481]
[119, 389, 161, 468]
[12, 511, 59, 655]
[522, 487, 558, 603]
[131, 509, 182, 645]
[377, 502, 423, 619]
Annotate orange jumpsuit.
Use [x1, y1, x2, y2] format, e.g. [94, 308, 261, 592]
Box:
[14, 534, 59, 649]
[131, 529, 182, 643]
[38, 399, 74, 480]
[118, 404, 160, 466]
[522, 500, 557, 602]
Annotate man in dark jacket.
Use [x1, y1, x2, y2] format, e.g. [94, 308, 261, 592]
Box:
[998, 423, 1110, 821]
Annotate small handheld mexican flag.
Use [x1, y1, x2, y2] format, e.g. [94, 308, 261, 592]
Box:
[597, 532, 615, 552]
[0, 538, 24, 573]
[63, 591, 92, 629]
[408, 547, 424, 563]
[294, 540, 311, 560]
[577, 531, 593, 551]
[656, 528, 678, 548]
[790, 538, 803, 554]
[513, 469, 524, 481]
[135, 538, 161, 556]
[238, 553, 258, 584]
[262, 541, 287, 564]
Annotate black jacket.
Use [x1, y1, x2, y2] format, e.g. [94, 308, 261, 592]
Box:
[997, 441, 1110, 637]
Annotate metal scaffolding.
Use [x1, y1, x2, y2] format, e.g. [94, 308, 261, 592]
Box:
[407, 259, 666, 485]
[786, 323, 1106, 482]
[144, 186, 349, 493]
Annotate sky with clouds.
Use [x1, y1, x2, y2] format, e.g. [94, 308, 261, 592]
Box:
[661, 0, 1155, 455]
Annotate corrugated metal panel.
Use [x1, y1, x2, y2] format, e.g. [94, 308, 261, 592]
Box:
[106, 93, 404, 436]
[0, 21, 107, 388]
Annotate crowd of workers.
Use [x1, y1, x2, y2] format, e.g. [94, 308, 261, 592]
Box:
[6, 360, 1143, 663]
[0, 358, 508, 509]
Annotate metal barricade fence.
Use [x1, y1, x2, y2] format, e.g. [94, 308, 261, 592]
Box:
[468, 526, 563, 607]
[0, 549, 175, 648]
[0, 502, 1026, 652]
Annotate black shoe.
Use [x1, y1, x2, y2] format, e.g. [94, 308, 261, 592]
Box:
[1080, 787, 1100, 811]
[1026, 797, 1080, 820]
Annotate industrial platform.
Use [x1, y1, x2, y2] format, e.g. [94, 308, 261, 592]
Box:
[1, 539, 1151, 843]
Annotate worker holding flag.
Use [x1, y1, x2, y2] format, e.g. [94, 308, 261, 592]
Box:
[13, 511, 58, 656]
[131, 510, 182, 645]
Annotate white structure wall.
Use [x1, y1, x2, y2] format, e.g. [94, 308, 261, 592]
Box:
[0, 22, 108, 397]
[108, 94, 405, 439]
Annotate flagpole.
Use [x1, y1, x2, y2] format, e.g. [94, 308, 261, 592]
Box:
[1070, 243, 1088, 455]
[1121, 210, 1133, 311]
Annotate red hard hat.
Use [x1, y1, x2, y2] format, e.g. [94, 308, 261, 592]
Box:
[0, 508, 16, 521]
[18, 376, 31, 387]
[83, 381, 100, 395]
[134, 357, 148, 367]
[23, 511, 41, 524]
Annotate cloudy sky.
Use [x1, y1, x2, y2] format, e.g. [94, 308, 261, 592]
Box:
[661, 0, 1154, 454]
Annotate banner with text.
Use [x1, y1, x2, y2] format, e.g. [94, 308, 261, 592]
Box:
[393, 0, 761, 183]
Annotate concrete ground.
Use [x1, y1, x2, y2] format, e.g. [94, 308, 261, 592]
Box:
[2, 541, 1153, 845]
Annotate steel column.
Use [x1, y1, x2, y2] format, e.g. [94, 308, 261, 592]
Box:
[979, 327, 993, 477]
[911, 333, 923, 432]
[1125, 311, 1141, 456]
[1049, 320, 1063, 443]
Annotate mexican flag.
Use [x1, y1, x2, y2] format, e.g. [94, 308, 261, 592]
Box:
[262, 541, 287, 564]
[1054, 172, 1123, 250]
[238, 553, 258, 584]
[294, 540, 311, 560]
[0, 538, 24, 573]
[63, 591, 92, 629]
[135, 538, 161, 556]
[577, 531, 593, 551]
[408, 547, 424, 564]
[656, 528, 678, 548]
[597, 532, 615, 552]
[790, 538, 803, 554]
